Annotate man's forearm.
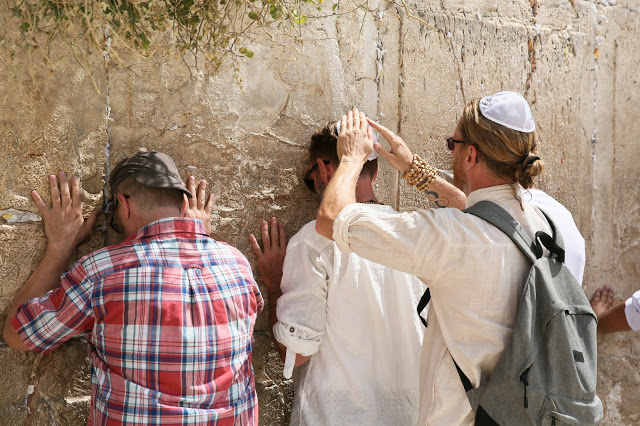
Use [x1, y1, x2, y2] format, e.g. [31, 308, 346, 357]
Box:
[266, 289, 287, 361]
[316, 158, 362, 239]
[3, 245, 72, 349]
[421, 177, 467, 209]
[597, 300, 631, 333]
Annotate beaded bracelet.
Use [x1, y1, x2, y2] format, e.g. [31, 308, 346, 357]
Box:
[402, 154, 437, 191]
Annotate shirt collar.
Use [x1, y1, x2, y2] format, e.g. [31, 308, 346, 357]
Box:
[124, 217, 210, 242]
[465, 184, 519, 208]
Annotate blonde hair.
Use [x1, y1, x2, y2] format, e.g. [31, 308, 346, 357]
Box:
[460, 98, 544, 189]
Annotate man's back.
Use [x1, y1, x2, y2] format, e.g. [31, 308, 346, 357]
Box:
[14, 217, 263, 425]
[524, 188, 585, 283]
[274, 206, 424, 425]
[330, 185, 554, 425]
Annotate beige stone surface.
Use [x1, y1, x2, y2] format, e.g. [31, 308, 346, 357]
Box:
[0, 339, 91, 425]
[1, 0, 640, 424]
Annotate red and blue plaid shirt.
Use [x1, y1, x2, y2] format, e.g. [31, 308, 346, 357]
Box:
[13, 218, 263, 425]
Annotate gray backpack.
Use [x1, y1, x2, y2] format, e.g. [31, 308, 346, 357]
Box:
[417, 200, 603, 425]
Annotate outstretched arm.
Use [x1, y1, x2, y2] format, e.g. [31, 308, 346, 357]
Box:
[249, 218, 311, 367]
[3, 172, 99, 350]
[590, 285, 631, 333]
[367, 118, 467, 210]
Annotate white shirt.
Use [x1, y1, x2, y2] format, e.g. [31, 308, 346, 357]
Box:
[624, 290, 640, 330]
[273, 207, 425, 426]
[333, 184, 553, 425]
[524, 188, 586, 284]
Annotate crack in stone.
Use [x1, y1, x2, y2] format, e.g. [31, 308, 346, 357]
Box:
[24, 352, 55, 420]
[102, 26, 113, 211]
[524, 0, 539, 98]
[590, 0, 600, 239]
[395, 2, 405, 212]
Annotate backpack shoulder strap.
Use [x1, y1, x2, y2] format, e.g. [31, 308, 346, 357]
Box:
[533, 208, 566, 263]
[463, 200, 542, 263]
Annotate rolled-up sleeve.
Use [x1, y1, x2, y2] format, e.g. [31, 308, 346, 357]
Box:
[272, 233, 331, 378]
[12, 260, 95, 353]
[332, 203, 450, 283]
[624, 290, 640, 330]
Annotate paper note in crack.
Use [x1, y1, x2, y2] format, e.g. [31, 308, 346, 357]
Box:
[0, 209, 42, 223]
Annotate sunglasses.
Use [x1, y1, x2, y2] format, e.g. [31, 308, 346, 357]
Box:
[446, 137, 468, 151]
[303, 160, 331, 193]
[103, 194, 130, 234]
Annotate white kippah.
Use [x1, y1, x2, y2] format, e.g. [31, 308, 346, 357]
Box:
[479, 91, 536, 133]
[335, 120, 379, 161]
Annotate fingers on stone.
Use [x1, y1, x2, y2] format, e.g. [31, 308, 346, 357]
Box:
[249, 234, 262, 259]
[261, 221, 270, 250]
[49, 175, 61, 207]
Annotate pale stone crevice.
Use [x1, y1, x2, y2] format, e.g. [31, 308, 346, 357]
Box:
[102, 26, 113, 210]
[395, 1, 406, 211]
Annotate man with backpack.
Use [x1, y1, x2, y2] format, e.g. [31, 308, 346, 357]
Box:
[315, 93, 602, 425]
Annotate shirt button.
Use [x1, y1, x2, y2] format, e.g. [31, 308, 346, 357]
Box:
[289, 327, 295, 333]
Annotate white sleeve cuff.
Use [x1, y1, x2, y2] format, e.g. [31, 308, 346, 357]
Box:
[282, 347, 297, 379]
[332, 203, 361, 255]
[624, 290, 640, 331]
[273, 321, 322, 378]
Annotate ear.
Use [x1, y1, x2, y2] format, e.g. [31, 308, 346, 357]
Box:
[181, 194, 188, 216]
[318, 159, 335, 187]
[466, 144, 480, 169]
[118, 193, 132, 220]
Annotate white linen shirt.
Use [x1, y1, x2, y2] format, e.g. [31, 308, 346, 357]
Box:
[273, 208, 425, 426]
[332, 184, 553, 425]
[624, 290, 640, 330]
[524, 188, 586, 284]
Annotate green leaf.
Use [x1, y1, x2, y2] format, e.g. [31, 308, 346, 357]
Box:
[248, 11, 258, 19]
[239, 47, 254, 57]
[138, 32, 150, 49]
[20, 22, 30, 32]
[295, 15, 307, 25]
[332, 3, 338, 11]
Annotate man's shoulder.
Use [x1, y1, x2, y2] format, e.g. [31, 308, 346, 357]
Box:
[73, 239, 141, 278]
[527, 189, 563, 208]
[207, 239, 252, 265]
[289, 220, 335, 252]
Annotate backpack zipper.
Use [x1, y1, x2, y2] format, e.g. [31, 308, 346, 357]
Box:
[520, 368, 530, 409]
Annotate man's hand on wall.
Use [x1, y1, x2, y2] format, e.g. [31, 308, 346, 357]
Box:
[249, 217, 287, 297]
[367, 118, 413, 173]
[32, 171, 99, 257]
[183, 176, 215, 235]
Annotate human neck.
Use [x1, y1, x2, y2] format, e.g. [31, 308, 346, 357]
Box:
[355, 179, 378, 203]
[464, 167, 511, 195]
[126, 207, 183, 236]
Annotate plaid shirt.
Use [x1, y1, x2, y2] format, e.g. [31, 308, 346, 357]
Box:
[12, 218, 263, 425]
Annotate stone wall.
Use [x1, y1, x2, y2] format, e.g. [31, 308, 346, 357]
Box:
[1, 0, 639, 424]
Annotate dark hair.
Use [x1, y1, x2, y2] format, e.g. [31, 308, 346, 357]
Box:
[309, 123, 378, 179]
